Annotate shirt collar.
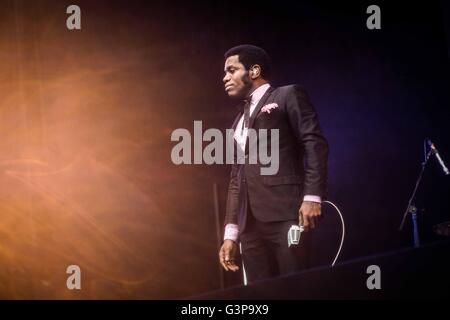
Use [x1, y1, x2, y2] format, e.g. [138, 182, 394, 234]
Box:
[249, 83, 271, 105]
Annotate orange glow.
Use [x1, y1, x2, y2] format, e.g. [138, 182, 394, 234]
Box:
[0, 0, 219, 299]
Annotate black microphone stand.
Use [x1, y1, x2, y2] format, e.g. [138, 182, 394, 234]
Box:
[398, 143, 433, 247]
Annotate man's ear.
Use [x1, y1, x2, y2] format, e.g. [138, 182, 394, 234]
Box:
[250, 65, 261, 79]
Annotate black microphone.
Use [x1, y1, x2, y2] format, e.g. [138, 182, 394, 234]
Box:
[427, 140, 450, 175]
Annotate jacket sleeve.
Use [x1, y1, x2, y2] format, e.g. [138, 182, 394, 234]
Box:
[285, 85, 329, 197]
[224, 162, 239, 226]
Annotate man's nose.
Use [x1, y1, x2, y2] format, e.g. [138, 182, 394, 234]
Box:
[223, 74, 230, 83]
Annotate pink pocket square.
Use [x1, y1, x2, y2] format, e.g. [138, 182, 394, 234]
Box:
[261, 103, 279, 114]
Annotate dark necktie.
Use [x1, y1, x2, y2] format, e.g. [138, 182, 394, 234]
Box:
[241, 99, 251, 135]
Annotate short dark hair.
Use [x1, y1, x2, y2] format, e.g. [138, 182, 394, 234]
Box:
[224, 44, 272, 80]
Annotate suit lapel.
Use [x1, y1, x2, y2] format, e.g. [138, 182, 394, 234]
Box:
[231, 109, 243, 130]
[248, 86, 274, 129]
[229, 106, 244, 162]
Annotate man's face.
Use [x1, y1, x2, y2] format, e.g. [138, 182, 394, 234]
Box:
[223, 55, 252, 99]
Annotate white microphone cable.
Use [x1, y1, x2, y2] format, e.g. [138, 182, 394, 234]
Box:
[322, 200, 345, 267]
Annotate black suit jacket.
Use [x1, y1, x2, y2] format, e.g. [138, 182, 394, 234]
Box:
[224, 85, 329, 234]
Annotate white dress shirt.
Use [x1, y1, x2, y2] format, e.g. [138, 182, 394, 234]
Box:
[233, 83, 271, 152]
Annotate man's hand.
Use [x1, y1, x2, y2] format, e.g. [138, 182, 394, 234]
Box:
[299, 200, 322, 230]
[219, 239, 239, 272]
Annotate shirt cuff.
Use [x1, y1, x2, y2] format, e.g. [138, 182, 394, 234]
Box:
[303, 195, 322, 203]
[224, 223, 239, 242]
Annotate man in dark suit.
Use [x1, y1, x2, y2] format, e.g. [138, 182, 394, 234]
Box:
[218, 45, 329, 283]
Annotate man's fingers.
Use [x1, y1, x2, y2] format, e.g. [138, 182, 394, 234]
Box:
[310, 217, 316, 229]
[219, 249, 225, 262]
[301, 214, 316, 230]
[220, 260, 229, 271]
[219, 248, 229, 271]
[220, 255, 230, 271]
[228, 263, 239, 272]
[226, 258, 239, 272]
[301, 212, 309, 227]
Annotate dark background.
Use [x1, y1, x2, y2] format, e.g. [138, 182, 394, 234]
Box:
[0, 0, 448, 299]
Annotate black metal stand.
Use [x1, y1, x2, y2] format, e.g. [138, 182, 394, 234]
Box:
[399, 148, 433, 247]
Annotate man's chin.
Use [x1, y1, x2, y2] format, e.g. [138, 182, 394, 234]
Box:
[226, 90, 243, 100]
